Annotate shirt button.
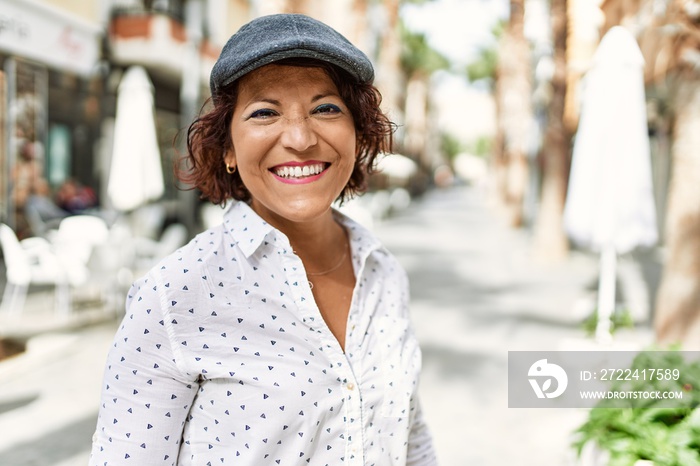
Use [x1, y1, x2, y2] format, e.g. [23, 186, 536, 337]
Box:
[347, 382, 355, 390]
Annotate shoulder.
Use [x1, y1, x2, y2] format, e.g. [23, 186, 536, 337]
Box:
[139, 224, 245, 307]
[338, 210, 404, 272]
[337, 212, 410, 303]
[151, 225, 229, 276]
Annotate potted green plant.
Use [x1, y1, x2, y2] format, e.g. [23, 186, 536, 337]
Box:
[573, 351, 700, 466]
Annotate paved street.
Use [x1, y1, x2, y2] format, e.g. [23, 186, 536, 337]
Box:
[376, 186, 607, 465]
[0, 322, 115, 466]
[0, 185, 654, 465]
[376, 186, 655, 465]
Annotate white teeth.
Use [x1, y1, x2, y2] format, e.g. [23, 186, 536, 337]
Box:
[274, 163, 325, 179]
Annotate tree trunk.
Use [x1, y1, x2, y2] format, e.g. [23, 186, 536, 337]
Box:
[404, 72, 428, 162]
[491, 46, 508, 209]
[532, 0, 570, 260]
[496, 0, 533, 227]
[374, 0, 403, 130]
[284, 0, 311, 13]
[654, 75, 700, 349]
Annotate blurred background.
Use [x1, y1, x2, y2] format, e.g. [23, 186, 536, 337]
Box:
[1, 0, 699, 465]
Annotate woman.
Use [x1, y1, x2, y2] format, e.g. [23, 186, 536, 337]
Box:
[90, 13, 437, 465]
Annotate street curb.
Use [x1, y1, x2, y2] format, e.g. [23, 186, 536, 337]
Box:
[0, 308, 119, 380]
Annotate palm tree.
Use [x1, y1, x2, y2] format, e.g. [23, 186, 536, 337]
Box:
[532, 0, 570, 260]
[465, 38, 500, 90]
[654, 73, 700, 348]
[641, 0, 700, 348]
[463, 23, 506, 212]
[283, 0, 310, 13]
[374, 0, 403, 126]
[495, 0, 534, 227]
[399, 25, 449, 168]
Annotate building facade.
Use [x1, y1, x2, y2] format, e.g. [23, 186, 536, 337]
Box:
[0, 0, 103, 236]
[1, 0, 399, 236]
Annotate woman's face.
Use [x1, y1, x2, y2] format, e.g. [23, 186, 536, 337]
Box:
[225, 64, 356, 227]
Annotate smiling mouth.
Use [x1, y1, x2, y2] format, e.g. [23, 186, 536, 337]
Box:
[272, 162, 328, 179]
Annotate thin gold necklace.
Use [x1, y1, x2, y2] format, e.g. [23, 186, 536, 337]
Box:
[306, 249, 348, 276]
[306, 249, 348, 289]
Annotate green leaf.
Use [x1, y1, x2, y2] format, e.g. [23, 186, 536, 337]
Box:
[573, 349, 700, 464]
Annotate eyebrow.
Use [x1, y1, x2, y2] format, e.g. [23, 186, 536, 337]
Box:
[249, 98, 281, 106]
[247, 91, 342, 105]
[311, 92, 340, 102]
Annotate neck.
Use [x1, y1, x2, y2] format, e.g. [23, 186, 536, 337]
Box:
[288, 216, 346, 265]
[295, 220, 348, 277]
[248, 203, 346, 263]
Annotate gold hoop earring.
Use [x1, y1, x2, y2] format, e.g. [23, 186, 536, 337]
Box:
[225, 163, 237, 175]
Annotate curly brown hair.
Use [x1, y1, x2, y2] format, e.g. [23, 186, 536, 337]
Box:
[177, 58, 395, 206]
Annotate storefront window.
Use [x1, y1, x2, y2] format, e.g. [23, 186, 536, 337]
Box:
[48, 123, 71, 189]
[155, 109, 180, 200]
[0, 69, 7, 224]
[5, 58, 49, 237]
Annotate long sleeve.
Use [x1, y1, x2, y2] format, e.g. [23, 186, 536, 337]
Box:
[406, 396, 439, 465]
[90, 203, 438, 465]
[90, 274, 199, 465]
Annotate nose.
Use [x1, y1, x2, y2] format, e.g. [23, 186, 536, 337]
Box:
[279, 116, 317, 152]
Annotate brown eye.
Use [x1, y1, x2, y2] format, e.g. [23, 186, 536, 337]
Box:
[249, 108, 278, 119]
[313, 104, 341, 115]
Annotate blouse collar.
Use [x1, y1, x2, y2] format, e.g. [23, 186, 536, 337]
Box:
[222, 200, 384, 261]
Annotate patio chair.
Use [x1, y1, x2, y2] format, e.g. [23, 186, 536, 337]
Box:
[51, 215, 110, 266]
[0, 223, 87, 317]
[133, 222, 188, 272]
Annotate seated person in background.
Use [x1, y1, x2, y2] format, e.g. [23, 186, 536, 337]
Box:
[12, 140, 51, 238]
[24, 194, 69, 237]
[55, 178, 97, 214]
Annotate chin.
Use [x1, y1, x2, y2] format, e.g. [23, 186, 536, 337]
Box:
[253, 197, 336, 226]
[282, 200, 334, 222]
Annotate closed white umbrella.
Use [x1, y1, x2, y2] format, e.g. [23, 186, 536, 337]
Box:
[563, 26, 658, 343]
[377, 153, 418, 181]
[108, 66, 164, 212]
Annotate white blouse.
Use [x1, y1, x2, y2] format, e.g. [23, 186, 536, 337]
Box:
[90, 201, 437, 465]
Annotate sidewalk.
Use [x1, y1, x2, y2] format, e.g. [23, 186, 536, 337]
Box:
[0, 283, 120, 466]
[374, 185, 654, 465]
[0, 185, 655, 466]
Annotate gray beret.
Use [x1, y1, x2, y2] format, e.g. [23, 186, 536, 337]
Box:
[209, 13, 374, 97]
